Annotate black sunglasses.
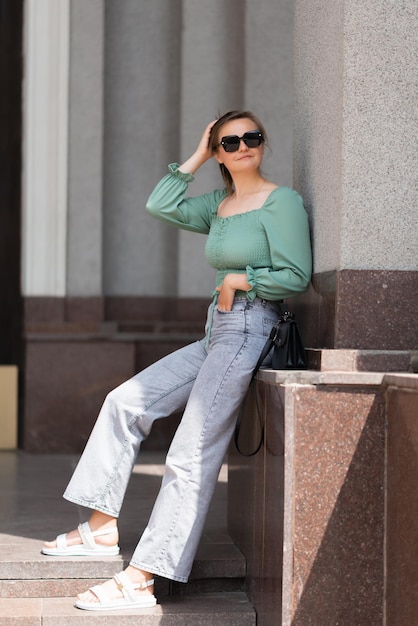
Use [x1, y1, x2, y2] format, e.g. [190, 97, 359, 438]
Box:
[219, 130, 264, 152]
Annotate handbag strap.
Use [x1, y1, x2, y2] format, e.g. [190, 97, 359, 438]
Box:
[234, 337, 272, 456]
[234, 305, 291, 456]
[251, 336, 274, 380]
[233, 381, 263, 456]
[251, 304, 291, 379]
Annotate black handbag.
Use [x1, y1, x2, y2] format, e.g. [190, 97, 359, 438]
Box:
[253, 308, 307, 374]
[234, 307, 307, 456]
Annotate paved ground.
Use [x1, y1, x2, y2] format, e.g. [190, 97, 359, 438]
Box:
[0, 451, 258, 625]
[0, 450, 228, 564]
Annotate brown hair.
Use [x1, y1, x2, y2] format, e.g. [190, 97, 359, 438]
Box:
[208, 110, 268, 195]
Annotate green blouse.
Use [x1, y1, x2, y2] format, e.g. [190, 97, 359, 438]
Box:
[146, 163, 312, 301]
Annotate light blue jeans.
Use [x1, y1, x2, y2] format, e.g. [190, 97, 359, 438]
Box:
[63, 297, 281, 582]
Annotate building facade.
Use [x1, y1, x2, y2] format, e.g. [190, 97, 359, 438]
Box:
[1, 0, 417, 448]
[1, 1, 417, 623]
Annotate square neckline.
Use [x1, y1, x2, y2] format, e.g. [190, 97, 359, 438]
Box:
[215, 186, 282, 220]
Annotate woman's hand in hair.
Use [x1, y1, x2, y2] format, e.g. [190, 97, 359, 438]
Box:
[178, 120, 218, 176]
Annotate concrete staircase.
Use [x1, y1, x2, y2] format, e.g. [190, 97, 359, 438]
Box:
[0, 452, 256, 625]
[0, 543, 255, 624]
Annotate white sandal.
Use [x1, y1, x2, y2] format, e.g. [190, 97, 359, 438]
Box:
[42, 521, 120, 556]
[75, 571, 157, 611]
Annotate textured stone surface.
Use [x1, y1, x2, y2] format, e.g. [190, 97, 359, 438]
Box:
[296, 269, 418, 350]
[283, 385, 385, 625]
[341, 0, 417, 271]
[0, 451, 243, 604]
[0, 593, 255, 625]
[386, 385, 418, 626]
[307, 348, 415, 372]
[0, 598, 41, 626]
[335, 270, 418, 350]
[23, 340, 136, 453]
[228, 372, 406, 626]
[293, 0, 417, 353]
[229, 383, 285, 626]
[0, 450, 253, 621]
[22, 295, 209, 453]
[294, 0, 417, 273]
[67, 0, 104, 297]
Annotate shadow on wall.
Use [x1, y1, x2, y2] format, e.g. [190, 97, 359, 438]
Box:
[289, 393, 385, 626]
[385, 386, 418, 626]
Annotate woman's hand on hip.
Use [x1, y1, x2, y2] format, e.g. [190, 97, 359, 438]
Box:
[216, 274, 251, 311]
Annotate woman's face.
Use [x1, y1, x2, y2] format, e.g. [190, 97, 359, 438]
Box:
[214, 117, 264, 172]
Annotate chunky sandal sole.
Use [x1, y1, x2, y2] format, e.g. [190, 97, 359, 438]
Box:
[42, 545, 120, 556]
[75, 596, 157, 611]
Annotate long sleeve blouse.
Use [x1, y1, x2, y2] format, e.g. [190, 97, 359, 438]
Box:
[146, 163, 312, 301]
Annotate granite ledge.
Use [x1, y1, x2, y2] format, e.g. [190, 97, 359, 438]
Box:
[257, 369, 385, 387]
[307, 348, 417, 373]
[257, 369, 418, 390]
[382, 373, 418, 391]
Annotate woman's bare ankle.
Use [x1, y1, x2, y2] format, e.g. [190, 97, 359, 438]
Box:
[44, 511, 118, 548]
[87, 511, 117, 532]
[126, 565, 154, 585]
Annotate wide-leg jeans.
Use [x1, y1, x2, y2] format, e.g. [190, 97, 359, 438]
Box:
[63, 297, 281, 582]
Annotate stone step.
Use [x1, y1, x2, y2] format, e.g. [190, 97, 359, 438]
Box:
[0, 538, 245, 599]
[0, 592, 256, 625]
[0, 452, 251, 624]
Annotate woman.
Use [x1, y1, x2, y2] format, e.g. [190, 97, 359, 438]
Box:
[43, 110, 312, 611]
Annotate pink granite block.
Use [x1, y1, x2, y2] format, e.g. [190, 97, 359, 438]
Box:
[260, 384, 285, 625]
[228, 376, 388, 626]
[386, 386, 418, 625]
[228, 383, 286, 626]
[23, 340, 136, 453]
[283, 385, 385, 625]
[300, 269, 418, 351]
[335, 270, 418, 350]
[227, 384, 263, 573]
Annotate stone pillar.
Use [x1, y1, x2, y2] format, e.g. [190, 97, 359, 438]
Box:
[244, 0, 294, 187]
[21, 0, 70, 297]
[229, 370, 418, 625]
[229, 371, 378, 625]
[178, 0, 244, 297]
[103, 0, 182, 297]
[178, 0, 296, 296]
[67, 0, 104, 299]
[293, 0, 418, 351]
